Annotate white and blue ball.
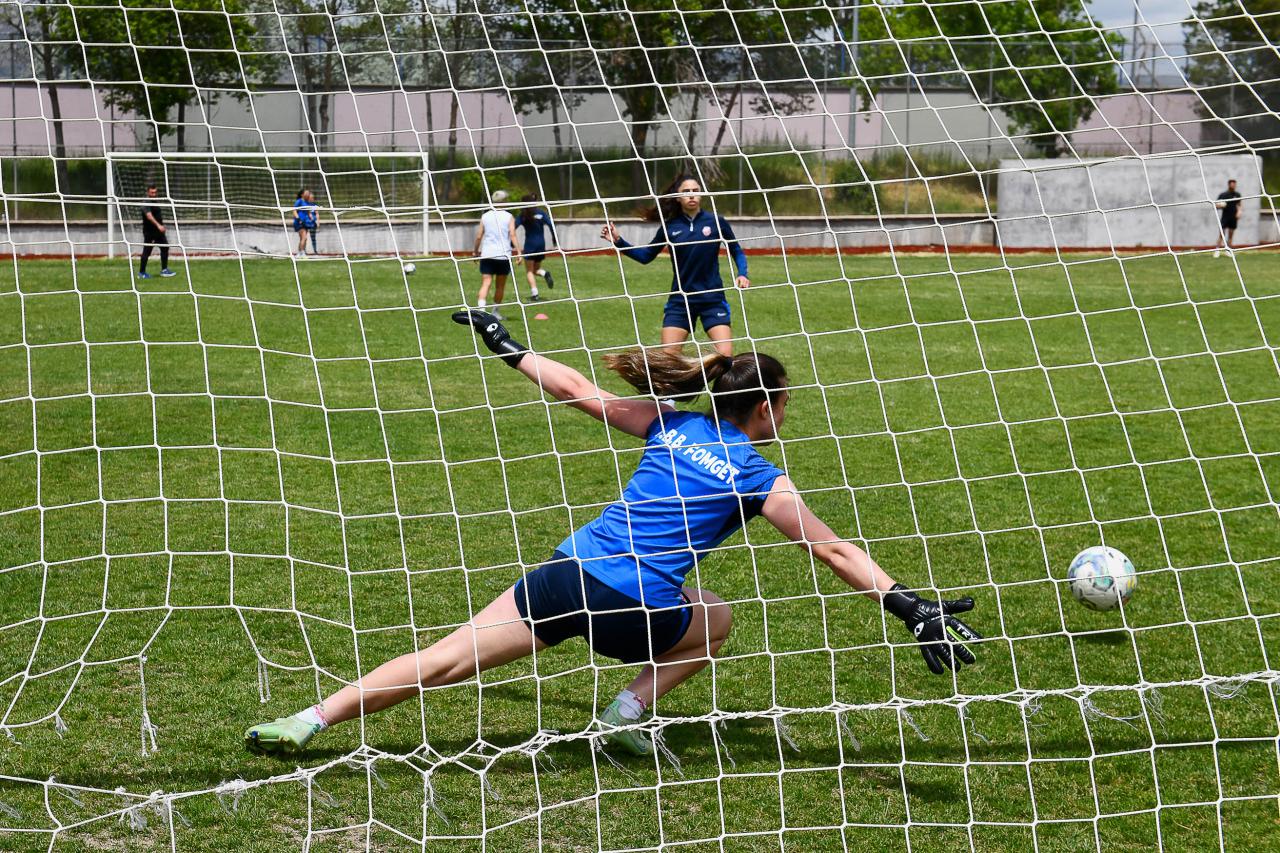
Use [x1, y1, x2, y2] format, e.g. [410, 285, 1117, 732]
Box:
[1067, 546, 1137, 611]
[402, 261, 417, 275]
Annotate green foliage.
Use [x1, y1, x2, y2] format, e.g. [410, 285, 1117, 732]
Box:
[830, 157, 878, 212]
[67, 0, 274, 147]
[510, 2, 832, 177]
[453, 168, 514, 204]
[852, 0, 1123, 156]
[1184, 0, 1280, 150]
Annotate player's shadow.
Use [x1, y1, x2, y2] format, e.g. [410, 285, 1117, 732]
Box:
[1073, 629, 1130, 646]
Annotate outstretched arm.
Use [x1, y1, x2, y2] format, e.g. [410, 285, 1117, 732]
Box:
[452, 309, 669, 439]
[602, 223, 666, 264]
[761, 476, 982, 674]
[761, 476, 894, 598]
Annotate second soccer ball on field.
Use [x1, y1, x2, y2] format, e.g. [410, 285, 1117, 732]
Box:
[1066, 546, 1137, 611]
[402, 262, 417, 275]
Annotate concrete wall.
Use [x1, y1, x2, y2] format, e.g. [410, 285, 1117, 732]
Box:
[995, 153, 1268, 249]
[0, 214, 997, 258]
[7, 209, 1276, 257]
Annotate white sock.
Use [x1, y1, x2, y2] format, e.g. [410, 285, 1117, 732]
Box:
[614, 689, 647, 720]
[477, 298, 487, 308]
[530, 286, 539, 297]
[536, 268, 547, 278]
[295, 704, 329, 730]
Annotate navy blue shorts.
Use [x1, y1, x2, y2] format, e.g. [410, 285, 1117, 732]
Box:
[663, 297, 731, 333]
[479, 258, 512, 276]
[523, 253, 546, 264]
[513, 552, 693, 664]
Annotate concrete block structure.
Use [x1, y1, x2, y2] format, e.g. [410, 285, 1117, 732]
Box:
[995, 154, 1269, 249]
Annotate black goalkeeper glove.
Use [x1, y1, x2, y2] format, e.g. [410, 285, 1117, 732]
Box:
[451, 309, 528, 368]
[882, 583, 982, 674]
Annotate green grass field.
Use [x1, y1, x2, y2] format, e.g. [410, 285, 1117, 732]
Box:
[1, 249, 1279, 851]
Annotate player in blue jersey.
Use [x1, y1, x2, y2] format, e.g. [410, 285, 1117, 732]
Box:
[602, 173, 749, 356]
[292, 189, 318, 258]
[518, 194, 558, 300]
[244, 312, 982, 758]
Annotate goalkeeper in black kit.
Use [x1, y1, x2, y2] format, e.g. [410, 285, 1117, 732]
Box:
[138, 184, 177, 280]
[1213, 179, 1242, 258]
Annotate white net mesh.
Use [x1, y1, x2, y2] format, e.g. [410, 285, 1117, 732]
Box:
[1, 0, 1279, 850]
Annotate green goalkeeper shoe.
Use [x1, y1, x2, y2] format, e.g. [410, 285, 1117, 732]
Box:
[597, 700, 652, 756]
[243, 716, 321, 756]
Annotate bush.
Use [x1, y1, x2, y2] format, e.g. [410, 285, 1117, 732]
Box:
[829, 158, 877, 213]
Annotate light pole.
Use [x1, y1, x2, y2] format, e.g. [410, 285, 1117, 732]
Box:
[847, 0, 860, 154]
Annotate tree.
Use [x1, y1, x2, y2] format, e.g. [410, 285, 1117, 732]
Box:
[1183, 0, 1280, 149]
[514, 2, 830, 193]
[9, 2, 78, 190]
[272, 0, 398, 151]
[69, 0, 268, 151]
[851, 0, 1122, 157]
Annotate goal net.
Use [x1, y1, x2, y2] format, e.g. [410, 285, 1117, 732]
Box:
[2, 0, 1279, 850]
[107, 152, 434, 258]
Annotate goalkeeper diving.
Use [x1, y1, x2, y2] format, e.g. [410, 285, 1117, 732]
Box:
[245, 313, 983, 758]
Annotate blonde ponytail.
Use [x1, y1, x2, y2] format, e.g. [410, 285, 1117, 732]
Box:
[603, 348, 733, 398]
[603, 348, 789, 425]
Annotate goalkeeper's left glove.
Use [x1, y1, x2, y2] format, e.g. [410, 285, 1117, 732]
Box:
[451, 309, 528, 368]
[882, 583, 982, 674]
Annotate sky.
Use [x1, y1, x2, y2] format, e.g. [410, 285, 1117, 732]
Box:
[1089, 0, 1198, 35]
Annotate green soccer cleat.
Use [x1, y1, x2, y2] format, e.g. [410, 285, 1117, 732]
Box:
[243, 716, 320, 756]
[597, 699, 652, 756]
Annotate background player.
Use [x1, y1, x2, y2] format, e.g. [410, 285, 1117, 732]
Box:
[602, 173, 749, 356]
[292, 189, 318, 257]
[518, 193, 558, 301]
[138, 183, 176, 280]
[1214, 179, 1242, 257]
[474, 190, 521, 319]
[244, 311, 982, 758]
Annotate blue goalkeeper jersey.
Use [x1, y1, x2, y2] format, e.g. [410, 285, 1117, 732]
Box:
[557, 410, 783, 607]
[614, 209, 748, 302]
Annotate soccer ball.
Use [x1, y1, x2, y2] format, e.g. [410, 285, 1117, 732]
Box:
[1067, 546, 1137, 611]
[402, 262, 416, 275]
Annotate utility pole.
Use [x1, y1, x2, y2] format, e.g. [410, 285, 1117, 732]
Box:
[847, 0, 860, 154]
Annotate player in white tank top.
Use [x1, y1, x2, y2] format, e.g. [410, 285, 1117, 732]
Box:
[472, 191, 522, 318]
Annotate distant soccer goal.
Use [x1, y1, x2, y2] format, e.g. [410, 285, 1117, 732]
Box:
[107, 151, 441, 258]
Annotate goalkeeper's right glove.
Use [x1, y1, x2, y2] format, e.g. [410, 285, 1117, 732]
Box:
[882, 583, 982, 675]
[451, 309, 529, 368]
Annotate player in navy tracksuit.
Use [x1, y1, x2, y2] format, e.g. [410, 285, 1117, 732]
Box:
[244, 311, 982, 759]
[518, 194, 558, 301]
[602, 174, 749, 356]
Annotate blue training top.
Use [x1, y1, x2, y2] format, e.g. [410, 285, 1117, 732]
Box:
[293, 198, 317, 229]
[614, 209, 748, 302]
[558, 410, 784, 608]
[518, 207, 557, 253]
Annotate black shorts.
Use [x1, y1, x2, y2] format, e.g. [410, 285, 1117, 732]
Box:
[513, 552, 693, 664]
[523, 252, 546, 264]
[1221, 216, 1238, 230]
[663, 297, 731, 333]
[479, 258, 513, 276]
